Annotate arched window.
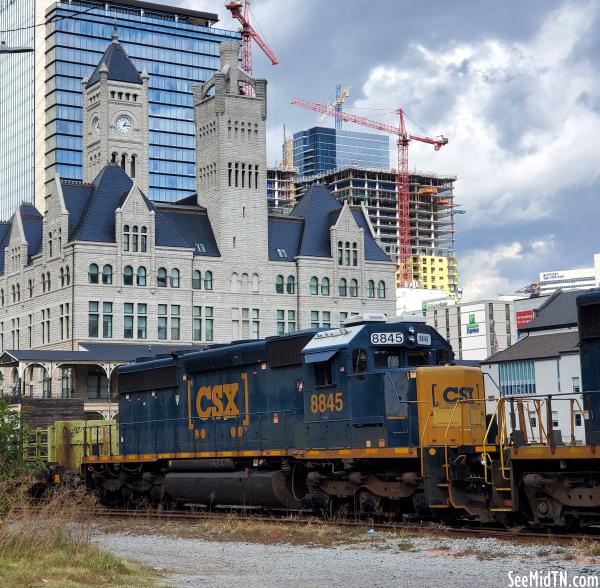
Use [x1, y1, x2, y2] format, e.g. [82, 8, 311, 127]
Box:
[378, 280, 386, 299]
[28, 279, 33, 298]
[309, 276, 319, 295]
[137, 266, 147, 286]
[132, 226, 139, 252]
[123, 265, 133, 286]
[193, 270, 201, 289]
[352, 243, 358, 266]
[251, 273, 259, 292]
[349, 279, 358, 297]
[230, 272, 239, 292]
[275, 275, 284, 294]
[204, 270, 213, 290]
[42, 274, 46, 292]
[111, 152, 117, 164]
[338, 278, 347, 297]
[131, 155, 136, 179]
[157, 267, 167, 288]
[344, 241, 351, 266]
[367, 280, 375, 298]
[48, 231, 53, 258]
[123, 224, 130, 251]
[47, 272, 51, 291]
[337, 241, 343, 265]
[140, 226, 147, 252]
[11, 285, 15, 303]
[102, 264, 113, 285]
[286, 275, 295, 295]
[0, 289, 3, 306]
[321, 277, 330, 296]
[241, 273, 249, 291]
[121, 153, 126, 171]
[66, 266, 70, 286]
[60, 267, 65, 287]
[170, 268, 180, 288]
[16, 284, 20, 302]
[88, 263, 99, 284]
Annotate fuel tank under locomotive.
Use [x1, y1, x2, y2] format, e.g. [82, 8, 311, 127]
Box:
[163, 459, 306, 509]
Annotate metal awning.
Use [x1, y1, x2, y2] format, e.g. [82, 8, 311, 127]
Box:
[304, 349, 337, 364]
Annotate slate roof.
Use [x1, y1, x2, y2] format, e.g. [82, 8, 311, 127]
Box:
[60, 165, 219, 256]
[268, 216, 304, 262]
[87, 37, 143, 87]
[521, 289, 588, 333]
[155, 206, 219, 257]
[0, 223, 11, 274]
[68, 165, 134, 243]
[19, 204, 43, 258]
[277, 184, 390, 262]
[483, 331, 579, 364]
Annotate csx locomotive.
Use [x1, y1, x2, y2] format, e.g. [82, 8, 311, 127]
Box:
[33, 293, 600, 528]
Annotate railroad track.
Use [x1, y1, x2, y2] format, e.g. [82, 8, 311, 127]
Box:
[12, 504, 599, 543]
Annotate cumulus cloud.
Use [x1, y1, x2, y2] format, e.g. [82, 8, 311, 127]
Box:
[354, 1, 600, 226]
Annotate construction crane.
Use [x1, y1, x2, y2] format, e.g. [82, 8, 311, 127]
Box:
[225, 0, 279, 95]
[318, 85, 350, 130]
[291, 97, 448, 286]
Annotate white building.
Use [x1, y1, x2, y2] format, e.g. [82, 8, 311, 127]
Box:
[423, 299, 516, 361]
[539, 253, 600, 294]
[0, 39, 396, 421]
[481, 290, 586, 444]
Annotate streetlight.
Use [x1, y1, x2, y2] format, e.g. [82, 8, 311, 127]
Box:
[0, 41, 34, 54]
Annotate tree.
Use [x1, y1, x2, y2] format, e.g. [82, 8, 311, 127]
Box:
[0, 399, 25, 479]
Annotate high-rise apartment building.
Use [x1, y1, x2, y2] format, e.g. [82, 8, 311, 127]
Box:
[293, 126, 389, 176]
[0, 0, 238, 219]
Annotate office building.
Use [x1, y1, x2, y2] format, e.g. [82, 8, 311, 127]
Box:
[295, 166, 458, 295]
[293, 127, 389, 176]
[0, 40, 396, 421]
[0, 0, 238, 219]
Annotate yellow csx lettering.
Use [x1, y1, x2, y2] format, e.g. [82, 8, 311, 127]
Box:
[196, 383, 240, 421]
[442, 385, 475, 403]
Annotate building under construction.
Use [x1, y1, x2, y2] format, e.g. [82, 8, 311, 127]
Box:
[292, 166, 459, 296]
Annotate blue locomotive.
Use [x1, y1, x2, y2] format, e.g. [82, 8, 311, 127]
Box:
[86, 314, 492, 517]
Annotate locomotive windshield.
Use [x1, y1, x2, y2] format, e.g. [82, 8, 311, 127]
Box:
[373, 348, 431, 369]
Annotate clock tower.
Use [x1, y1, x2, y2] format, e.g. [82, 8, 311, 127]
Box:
[82, 29, 149, 193]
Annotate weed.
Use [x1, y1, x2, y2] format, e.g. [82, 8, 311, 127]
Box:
[397, 541, 414, 552]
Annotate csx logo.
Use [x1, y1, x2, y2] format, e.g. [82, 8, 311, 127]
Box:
[442, 386, 474, 403]
[196, 383, 240, 421]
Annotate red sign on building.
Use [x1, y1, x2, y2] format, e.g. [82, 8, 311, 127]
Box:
[516, 310, 535, 329]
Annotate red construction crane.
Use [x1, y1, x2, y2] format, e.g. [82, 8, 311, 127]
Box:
[225, 0, 279, 95]
[291, 97, 448, 286]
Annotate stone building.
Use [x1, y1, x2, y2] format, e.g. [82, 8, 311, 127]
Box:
[0, 38, 395, 418]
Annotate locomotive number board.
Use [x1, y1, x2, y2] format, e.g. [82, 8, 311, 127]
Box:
[370, 332, 432, 345]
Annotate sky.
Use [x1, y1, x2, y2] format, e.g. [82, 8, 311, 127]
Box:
[174, 0, 600, 301]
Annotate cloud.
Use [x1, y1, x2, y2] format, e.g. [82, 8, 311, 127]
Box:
[354, 1, 600, 227]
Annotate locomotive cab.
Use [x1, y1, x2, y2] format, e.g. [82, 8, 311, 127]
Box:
[300, 315, 453, 451]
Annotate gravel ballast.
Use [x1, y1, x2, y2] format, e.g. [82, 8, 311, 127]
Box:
[92, 529, 600, 588]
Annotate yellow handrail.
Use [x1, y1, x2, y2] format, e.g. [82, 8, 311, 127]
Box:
[419, 403, 433, 477]
[443, 399, 462, 483]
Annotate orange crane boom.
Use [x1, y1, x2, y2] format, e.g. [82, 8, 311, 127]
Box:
[291, 97, 448, 286]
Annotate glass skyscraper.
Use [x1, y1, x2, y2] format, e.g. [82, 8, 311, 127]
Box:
[0, 1, 238, 219]
[0, 0, 36, 220]
[293, 126, 390, 177]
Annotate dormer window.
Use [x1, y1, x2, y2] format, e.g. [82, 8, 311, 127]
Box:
[276, 248, 287, 258]
[195, 243, 206, 254]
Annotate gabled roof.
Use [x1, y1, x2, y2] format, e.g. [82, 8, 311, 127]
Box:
[86, 36, 143, 87]
[19, 203, 43, 258]
[0, 222, 11, 274]
[61, 183, 94, 240]
[68, 165, 134, 243]
[282, 185, 391, 262]
[521, 289, 587, 333]
[290, 185, 342, 257]
[483, 331, 579, 364]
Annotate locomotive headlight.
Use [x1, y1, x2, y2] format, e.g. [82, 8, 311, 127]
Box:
[408, 326, 415, 334]
[408, 335, 416, 343]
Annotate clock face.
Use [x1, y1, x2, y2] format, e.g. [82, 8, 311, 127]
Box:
[93, 118, 100, 135]
[116, 116, 132, 134]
